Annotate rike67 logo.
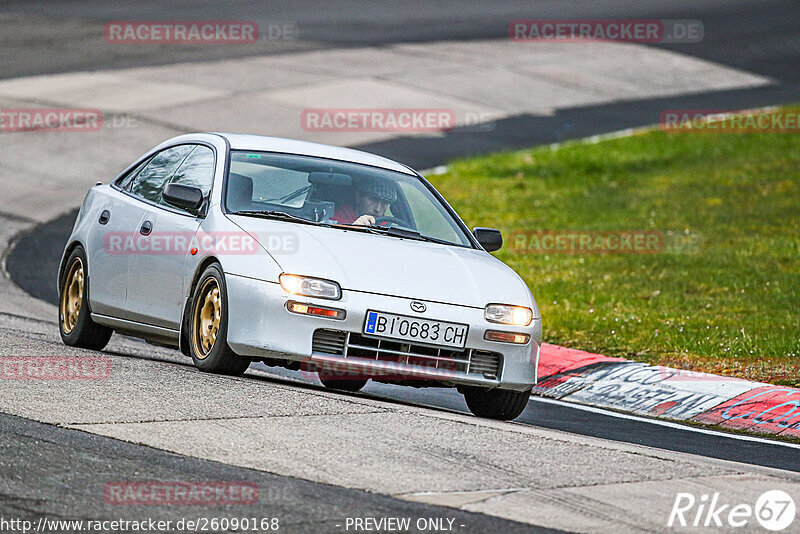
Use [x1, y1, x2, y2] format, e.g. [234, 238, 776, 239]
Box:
[668, 490, 795, 531]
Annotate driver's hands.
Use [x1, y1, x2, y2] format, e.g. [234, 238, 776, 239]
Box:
[353, 215, 375, 226]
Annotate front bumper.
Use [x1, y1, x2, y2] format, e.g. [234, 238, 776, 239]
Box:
[225, 273, 541, 391]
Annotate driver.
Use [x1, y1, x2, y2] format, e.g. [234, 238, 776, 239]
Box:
[333, 175, 397, 226]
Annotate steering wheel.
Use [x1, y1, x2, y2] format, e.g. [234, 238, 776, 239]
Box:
[373, 216, 408, 228]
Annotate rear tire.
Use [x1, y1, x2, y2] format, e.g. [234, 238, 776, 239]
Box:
[463, 387, 531, 420]
[188, 264, 250, 376]
[58, 247, 112, 350]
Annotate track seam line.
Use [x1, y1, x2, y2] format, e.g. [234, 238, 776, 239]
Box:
[65, 409, 389, 426]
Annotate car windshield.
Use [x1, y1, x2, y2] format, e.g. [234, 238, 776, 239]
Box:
[225, 150, 472, 247]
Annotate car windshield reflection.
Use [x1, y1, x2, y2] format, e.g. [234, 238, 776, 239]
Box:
[225, 151, 471, 247]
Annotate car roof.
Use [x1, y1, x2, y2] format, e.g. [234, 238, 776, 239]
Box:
[214, 133, 417, 176]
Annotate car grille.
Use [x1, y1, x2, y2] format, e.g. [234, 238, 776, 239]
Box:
[310, 329, 348, 356]
[311, 329, 502, 379]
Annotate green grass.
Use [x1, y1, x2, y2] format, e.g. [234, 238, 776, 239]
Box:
[429, 108, 800, 386]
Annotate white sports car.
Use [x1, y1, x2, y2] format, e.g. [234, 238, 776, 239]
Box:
[58, 133, 541, 420]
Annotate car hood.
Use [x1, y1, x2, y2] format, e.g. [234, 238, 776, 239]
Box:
[228, 216, 536, 311]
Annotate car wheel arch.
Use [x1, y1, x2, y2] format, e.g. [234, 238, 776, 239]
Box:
[58, 240, 87, 294]
[180, 255, 222, 356]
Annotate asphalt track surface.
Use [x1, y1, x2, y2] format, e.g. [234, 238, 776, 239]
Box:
[7, 210, 800, 475]
[0, 0, 798, 83]
[2, 0, 799, 168]
[3, 0, 800, 529]
[0, 412, 559, 533]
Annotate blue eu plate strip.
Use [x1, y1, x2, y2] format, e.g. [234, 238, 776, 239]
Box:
[365, 311, 378, 333]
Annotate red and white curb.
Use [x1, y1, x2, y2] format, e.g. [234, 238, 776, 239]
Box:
[536, 343, 800, 439]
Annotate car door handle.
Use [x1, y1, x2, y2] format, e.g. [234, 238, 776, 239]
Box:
[140, 220, 153, 236]
[98, 210, 110, 225]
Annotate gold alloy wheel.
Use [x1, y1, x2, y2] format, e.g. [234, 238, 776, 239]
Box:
[60, 258, 84, 334]
[192, 278, 222, 359]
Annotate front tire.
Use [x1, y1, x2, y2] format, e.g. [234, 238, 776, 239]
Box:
[59, 247, 112, 350]
[318, 373, 368, 392]
[463, 387, 531, 421]
[189, 264, 250, 376]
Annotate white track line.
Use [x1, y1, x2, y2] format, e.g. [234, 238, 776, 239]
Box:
[530, 396, 800, 450]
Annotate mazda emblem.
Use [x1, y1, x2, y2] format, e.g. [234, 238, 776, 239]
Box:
[410, 301, 426, 313]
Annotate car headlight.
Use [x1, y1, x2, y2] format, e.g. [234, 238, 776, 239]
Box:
[279, 274, 341, 300]
[484, 304, 533, 326]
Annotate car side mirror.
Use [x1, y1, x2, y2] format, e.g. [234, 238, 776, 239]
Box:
[163, 183, 204, 211]
[472, 227, 503, 252]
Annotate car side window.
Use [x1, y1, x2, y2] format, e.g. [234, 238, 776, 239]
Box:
[163, 146, 215, 207]
[114, 158, 150, 190]
[129, 145, 194, 203]
[398, 182, 461, 243]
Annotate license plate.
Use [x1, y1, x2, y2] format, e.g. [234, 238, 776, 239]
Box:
[363, 310, 469, 349]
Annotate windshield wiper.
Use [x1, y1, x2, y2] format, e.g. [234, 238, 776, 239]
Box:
[229, 210, 328, 226]
[333, 223, 452, 245]
[379, 226, 453, 245]
[265, 185, 311, 204]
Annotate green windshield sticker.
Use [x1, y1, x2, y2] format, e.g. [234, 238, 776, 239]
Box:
[245, 154, 262, 159]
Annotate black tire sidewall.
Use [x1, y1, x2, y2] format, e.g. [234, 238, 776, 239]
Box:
[59, 247, 93, 344]
[463, 387, 531, 420]
[189, 264, 241, 372]
[318, 375, 368, 392]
